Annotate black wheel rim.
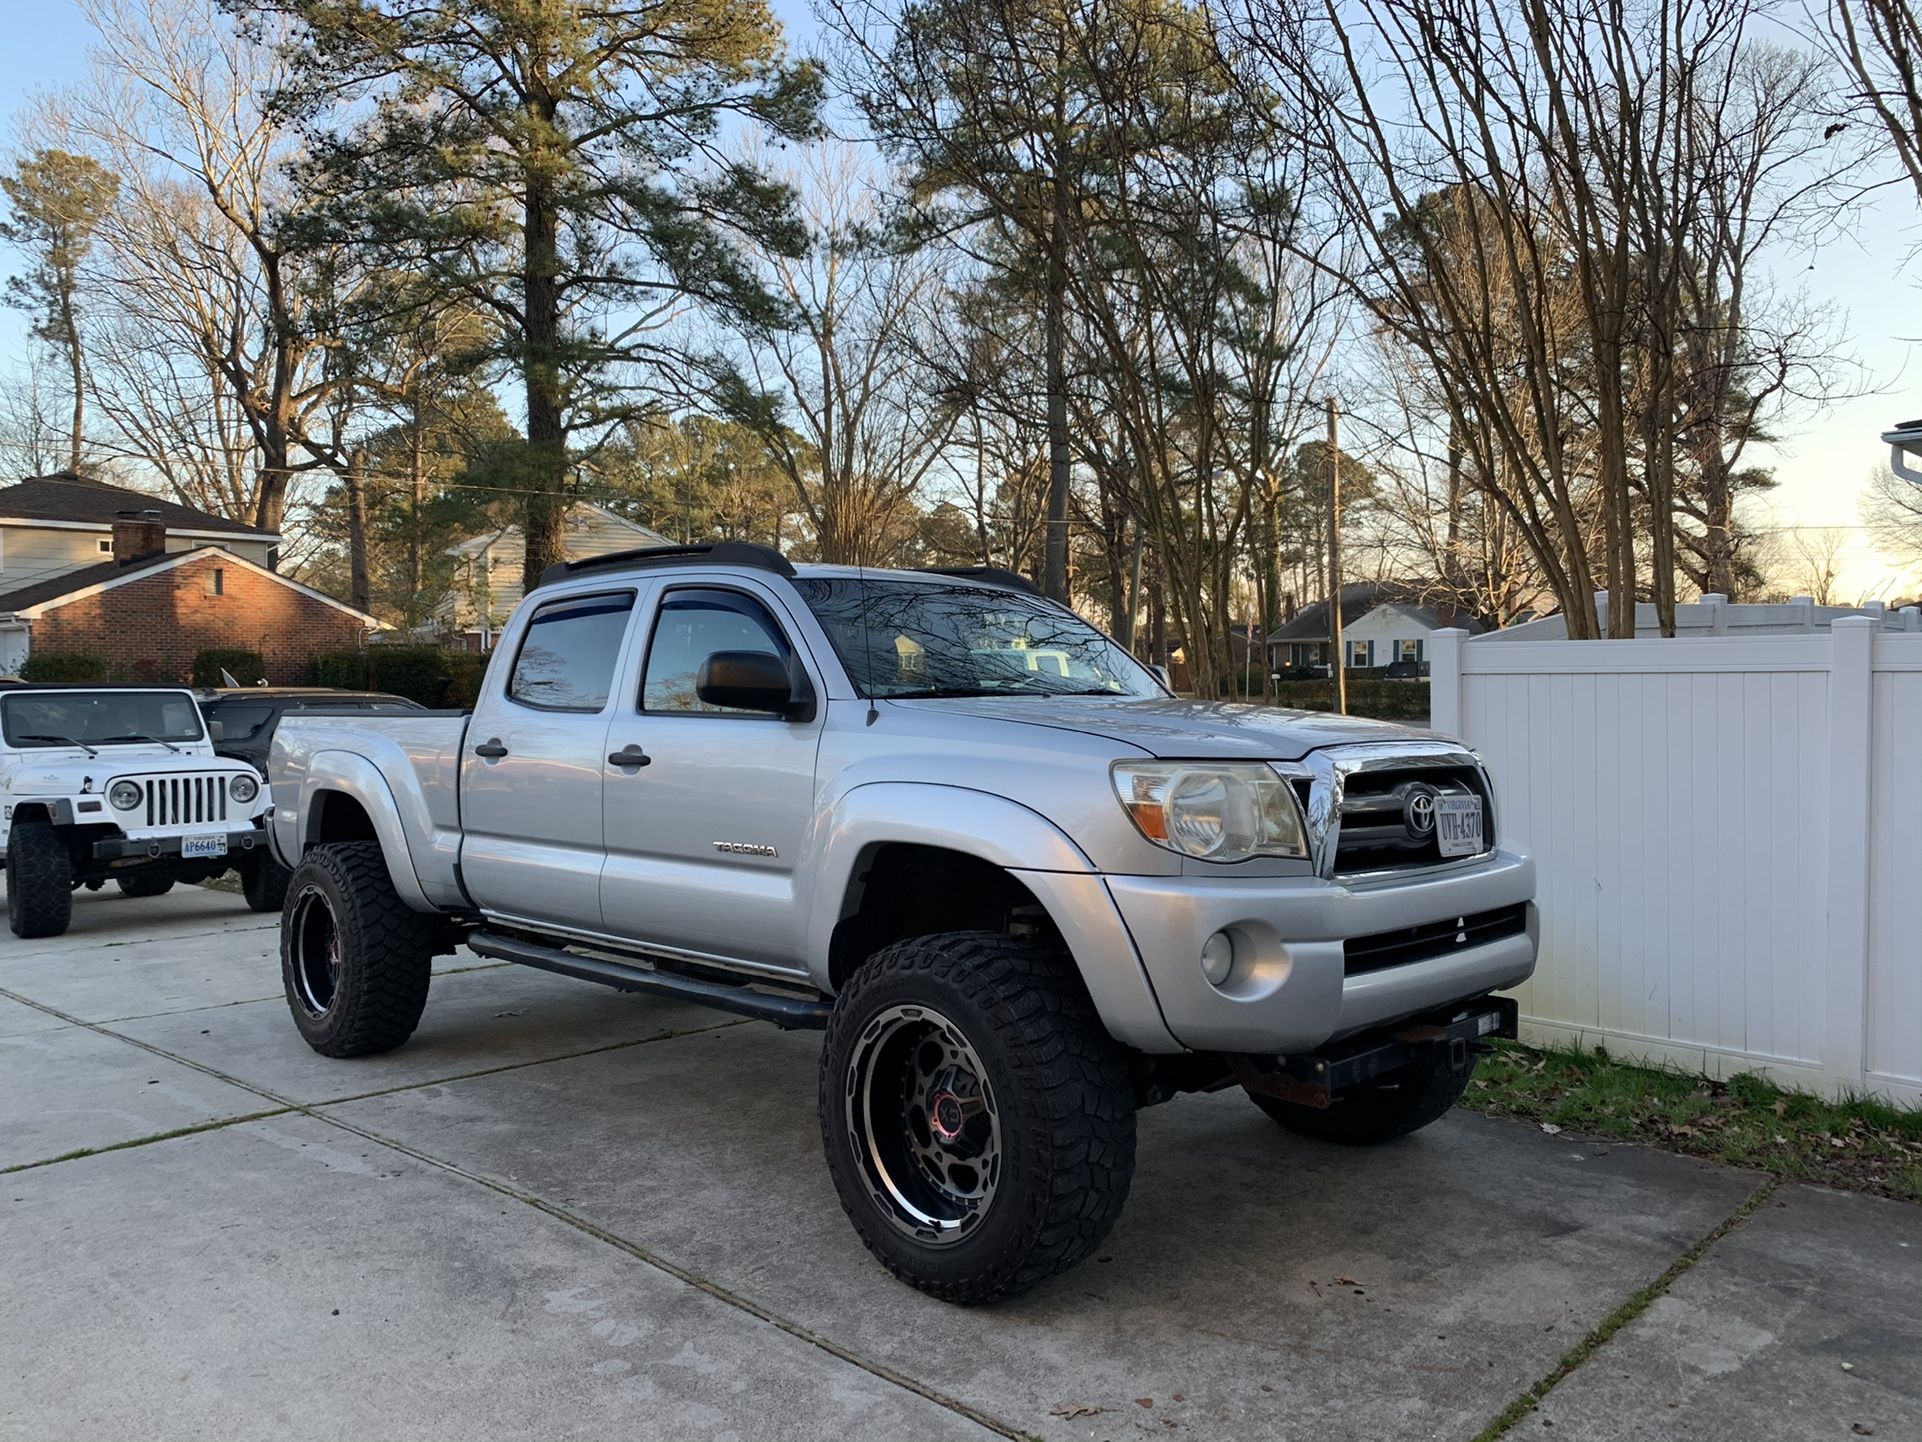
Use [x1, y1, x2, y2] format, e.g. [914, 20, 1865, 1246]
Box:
[288, 885, 342, 1018]
[845, 1004, 1002, 1246]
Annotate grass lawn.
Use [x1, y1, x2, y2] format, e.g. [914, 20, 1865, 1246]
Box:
[1464, 1040, 1922, 1203]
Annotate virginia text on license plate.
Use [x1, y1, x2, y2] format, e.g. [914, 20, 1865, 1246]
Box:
[181, 834, 228, 860]
[1435, 796, 1483, 857]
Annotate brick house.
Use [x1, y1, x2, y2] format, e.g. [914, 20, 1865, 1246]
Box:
[0, 488, 379, 682]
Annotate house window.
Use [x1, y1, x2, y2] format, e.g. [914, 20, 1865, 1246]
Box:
[98, 538, 113, 555]
[1396, 638, 1423, 663]
[1347, 639, 1372, 668]
[204, 568, 225, 596]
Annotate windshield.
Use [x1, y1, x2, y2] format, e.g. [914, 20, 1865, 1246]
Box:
[793, 578, 1162, 700]
[2, 691, 205, 749]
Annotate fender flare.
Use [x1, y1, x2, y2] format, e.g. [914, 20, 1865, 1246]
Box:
[294, 752, 435, 911]
[802, 782, 1095, 982]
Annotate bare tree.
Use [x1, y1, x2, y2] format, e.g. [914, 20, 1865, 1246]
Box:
[731, 143, 960, 566]
[1828, 0, 1922, 202]
[1785, 525, 1853, 604]
[1862, 460, 1922, 569]
[0, 354, 68, 479]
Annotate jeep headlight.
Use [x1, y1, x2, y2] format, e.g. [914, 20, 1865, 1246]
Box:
[108, 780, 143, 811]
[1111, 761, 1309, 862]
[229, 772, 259, 803]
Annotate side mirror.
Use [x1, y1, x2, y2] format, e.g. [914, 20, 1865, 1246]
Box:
[1150, 664, 1172, 690]
[696, 650, 814, 720]
[207, 720, 225, 742]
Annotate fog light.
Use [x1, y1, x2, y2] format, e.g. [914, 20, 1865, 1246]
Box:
[1200, 930, 1235, 986]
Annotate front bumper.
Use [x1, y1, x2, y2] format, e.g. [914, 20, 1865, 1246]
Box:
[1105, 849, 1538, 1053]
[91, 825, 268, 864]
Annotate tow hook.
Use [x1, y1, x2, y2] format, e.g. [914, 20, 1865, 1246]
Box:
[1230, 998, 1518, 1109]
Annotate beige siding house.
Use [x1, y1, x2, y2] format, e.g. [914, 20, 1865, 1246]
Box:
[434, 502, 670, 648]
[0, 473, 278, 593]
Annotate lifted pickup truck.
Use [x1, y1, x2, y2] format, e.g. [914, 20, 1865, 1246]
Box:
[268, 543, 1537, 1301]
[3, 685, 276, 937]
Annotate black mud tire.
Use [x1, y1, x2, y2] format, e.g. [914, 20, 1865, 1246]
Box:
[5, 819, 73, 939]
[1248, 1053, 1476, 1145]
[280, 842, 439, 1058]
[238, 853, 291, 914]
[819, 930, 1136, 1304]
[115, 874, 176, 898]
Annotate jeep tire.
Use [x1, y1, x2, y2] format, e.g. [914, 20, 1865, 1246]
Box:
[5, 819, 72, 939]
[239, 853, 291, 913]
[1247, 1053, 1476, 1145]
[280, 842, 439, 1057]
[819, 931, 1136, 1303]
[115, 874, 176, 898]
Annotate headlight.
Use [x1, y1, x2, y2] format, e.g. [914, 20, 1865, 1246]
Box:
[108, 780, 143, 811]
[229, 772, 260, 803]
[1112, 761, 1308, 862]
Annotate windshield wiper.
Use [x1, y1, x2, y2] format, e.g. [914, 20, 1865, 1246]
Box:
[17, 733, 99, 757]
[884, 686, 1022, 699]
[100, 733, 184, 753]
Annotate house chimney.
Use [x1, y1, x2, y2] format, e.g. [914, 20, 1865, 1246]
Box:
[112, 509, 167, 564]
[1436, 597, 1459, 627]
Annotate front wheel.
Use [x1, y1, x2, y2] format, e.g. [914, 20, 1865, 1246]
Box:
[1247, 1053, 1476, 1145]
[819, 931, 1136, 1304]
[238, 853, 291, 913]
[5, 820, 73, 939]
[280, 842, 440, 1057]
[116, 874, 176, 898]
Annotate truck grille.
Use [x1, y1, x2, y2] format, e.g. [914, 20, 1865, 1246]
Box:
[141, 774, 232, 828]
[1332, 763, 1491, 874]
[1344, 903, 1528, 976]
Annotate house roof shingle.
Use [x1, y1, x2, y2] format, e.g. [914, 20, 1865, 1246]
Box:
[0, 473, 274, 538]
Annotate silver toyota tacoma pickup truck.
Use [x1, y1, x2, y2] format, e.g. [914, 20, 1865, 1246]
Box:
[267, 542, 1537, 1302]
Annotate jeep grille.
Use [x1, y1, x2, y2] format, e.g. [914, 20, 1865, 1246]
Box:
[141, 775, 232, 828]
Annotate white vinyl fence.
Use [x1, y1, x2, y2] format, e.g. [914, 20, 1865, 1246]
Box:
[1429, 616, 1922, 1105]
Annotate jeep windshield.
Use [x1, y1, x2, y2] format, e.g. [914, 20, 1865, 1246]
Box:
[2, 690, 205, 749]
[793, 577, 1162, 700]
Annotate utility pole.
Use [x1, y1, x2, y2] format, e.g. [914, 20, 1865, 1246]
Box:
[1327, 396, 1346, 716]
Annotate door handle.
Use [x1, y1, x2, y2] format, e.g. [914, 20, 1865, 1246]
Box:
[472, 739, 509, 759]
[607, 744, 651, 770]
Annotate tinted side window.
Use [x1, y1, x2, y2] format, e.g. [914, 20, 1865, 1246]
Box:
[642, 589, 792, 715]
[208, 703, 275, 741]
[507, 593, 635, 712]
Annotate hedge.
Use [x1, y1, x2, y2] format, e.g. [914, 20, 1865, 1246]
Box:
[191, 647, 267, 688]
[19, 651, 108, 682]
[307, 645, 491, 709]
[1269, 678, 1431, 722]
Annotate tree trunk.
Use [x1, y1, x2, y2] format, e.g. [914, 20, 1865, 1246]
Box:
[407, 405, 427, 626]
[344, 447, 370, 615]
[57, 273, 83, 474]
[521, 175, 569, 590]
[1041, 248, 1071, 601]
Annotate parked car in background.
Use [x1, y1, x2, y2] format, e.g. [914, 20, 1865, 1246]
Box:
[1, 685, 275, 937]
[266, 542, 1538, 1304]
[196, 688, 424, 777]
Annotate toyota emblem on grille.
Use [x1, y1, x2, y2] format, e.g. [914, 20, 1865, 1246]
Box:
[1403, 783, 1438, 838]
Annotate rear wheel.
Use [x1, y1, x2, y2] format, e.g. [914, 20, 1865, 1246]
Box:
[238, 854, 291, 913]
[1247, 1053, 1476, 1145]
[5, 820, 72, 939]
[819, 931, 1136, 1303]
[280, 842, 440, 1057]
[115, 874, 176, 898]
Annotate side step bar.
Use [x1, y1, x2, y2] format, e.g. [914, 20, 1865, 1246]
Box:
[465, 931, 832, 1029]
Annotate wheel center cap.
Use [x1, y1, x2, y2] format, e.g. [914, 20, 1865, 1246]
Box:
[930, 1091, 966, 1143]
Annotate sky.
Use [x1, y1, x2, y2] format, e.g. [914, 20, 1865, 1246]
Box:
[1, 0, 1917, 599]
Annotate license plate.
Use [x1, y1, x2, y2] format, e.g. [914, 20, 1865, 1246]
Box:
[181, 834, 228, 860]
[1434, 796, 1484, 857]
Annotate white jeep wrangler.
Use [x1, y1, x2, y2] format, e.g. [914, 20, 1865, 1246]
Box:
[1, 685, 276, 938]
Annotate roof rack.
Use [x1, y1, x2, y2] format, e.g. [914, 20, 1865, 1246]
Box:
[540, 540, 796, 588]
[916, 565, 1042, 596]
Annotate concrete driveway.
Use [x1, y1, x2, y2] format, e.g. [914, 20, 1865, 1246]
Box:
[3, 882, 1917, 1442]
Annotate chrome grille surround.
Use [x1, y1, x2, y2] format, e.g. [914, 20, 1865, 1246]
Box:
[1272, 742, 1497, 880]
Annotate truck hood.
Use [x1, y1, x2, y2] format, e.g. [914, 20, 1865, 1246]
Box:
[888, 696, 1448, 760]
[4, 747, 235, 791]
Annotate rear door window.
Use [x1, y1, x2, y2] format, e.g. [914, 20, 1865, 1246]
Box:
[507, 592, 636, 713]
